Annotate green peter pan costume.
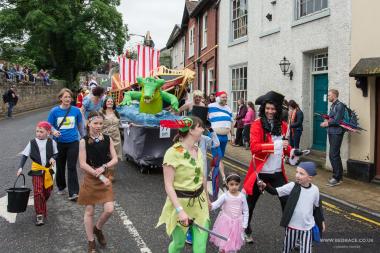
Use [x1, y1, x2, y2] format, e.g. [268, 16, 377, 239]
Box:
[157, 142, 210, 253]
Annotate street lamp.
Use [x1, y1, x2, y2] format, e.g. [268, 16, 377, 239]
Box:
[279, 57, 293, 80]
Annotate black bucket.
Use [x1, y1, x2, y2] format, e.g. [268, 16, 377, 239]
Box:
[6, 174, 31, 213]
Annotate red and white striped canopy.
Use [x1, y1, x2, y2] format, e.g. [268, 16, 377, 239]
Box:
[117, 45, 160, 88]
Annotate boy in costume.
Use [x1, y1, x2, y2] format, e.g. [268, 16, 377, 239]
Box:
[260, 162, 326, 253]
[17, 121, 58, 226]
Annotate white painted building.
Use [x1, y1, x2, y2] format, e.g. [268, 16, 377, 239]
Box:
[218, 0, 354, 168]
[167, 24, 186, 70]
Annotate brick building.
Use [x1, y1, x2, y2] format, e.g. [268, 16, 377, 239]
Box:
[166, 0, 219, 95]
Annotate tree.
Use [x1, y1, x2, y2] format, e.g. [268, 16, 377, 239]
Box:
[0, 0, 127, 88]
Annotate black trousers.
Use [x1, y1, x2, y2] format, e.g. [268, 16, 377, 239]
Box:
[245, 172, 288, 235]
[243, 124, 251, 145]
[56, 141, 79, 196]
[328, 133, 344, 181]
[235, 128, 244, 146]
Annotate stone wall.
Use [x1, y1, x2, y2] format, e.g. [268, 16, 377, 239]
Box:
[0, 80, 66, 117]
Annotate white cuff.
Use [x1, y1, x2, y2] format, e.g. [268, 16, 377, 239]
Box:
[274, 140, 283, 155]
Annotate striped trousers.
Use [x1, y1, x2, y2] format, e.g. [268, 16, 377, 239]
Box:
[283, 227, 312, 253]
[32, 175, 52, 217]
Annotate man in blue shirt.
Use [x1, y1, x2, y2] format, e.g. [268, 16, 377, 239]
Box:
[320, 89, 345, 186]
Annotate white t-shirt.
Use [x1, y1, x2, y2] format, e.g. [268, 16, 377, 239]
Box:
[261, 135, 283, 174]
[21, 138, 58, 166]
[276, 182, 320, 230]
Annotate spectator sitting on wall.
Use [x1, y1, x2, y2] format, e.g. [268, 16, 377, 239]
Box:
[38, 69, 50, 85]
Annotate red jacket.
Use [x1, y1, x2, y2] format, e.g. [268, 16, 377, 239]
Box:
[243, 118, 292, 195]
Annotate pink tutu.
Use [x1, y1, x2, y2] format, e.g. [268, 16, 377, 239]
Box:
[210, 211, 244, 252]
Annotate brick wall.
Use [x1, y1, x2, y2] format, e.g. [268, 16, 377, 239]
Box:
[0, 80, 66, 117]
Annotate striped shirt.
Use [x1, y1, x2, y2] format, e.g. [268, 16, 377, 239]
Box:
[208, 102, 233, 129]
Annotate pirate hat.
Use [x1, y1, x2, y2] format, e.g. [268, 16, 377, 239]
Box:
[255, 91, 285, 107]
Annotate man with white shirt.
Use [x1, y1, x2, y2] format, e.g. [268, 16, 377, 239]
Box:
[242, 91, 292, 243]
[208, 91, 233, 183]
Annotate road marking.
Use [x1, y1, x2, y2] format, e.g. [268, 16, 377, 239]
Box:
[349, 213, 380, 227]
[207, 155, 380, 228]
[0, 195, 34, 223]
[114, 201, 152, 253]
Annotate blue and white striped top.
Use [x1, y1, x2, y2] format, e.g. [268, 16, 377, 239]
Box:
[208, 102, 233, 129]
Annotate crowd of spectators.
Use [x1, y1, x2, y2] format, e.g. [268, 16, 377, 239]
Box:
[0, 61, 50, 85]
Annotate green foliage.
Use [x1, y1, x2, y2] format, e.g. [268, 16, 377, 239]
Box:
[0, 0, 127, 87]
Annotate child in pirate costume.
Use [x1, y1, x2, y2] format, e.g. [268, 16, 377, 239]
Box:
[242, 91, 293, 243]
[157, 116, 210, 253]
[259, 162, 326, 253]
[17, 121, 58, 226]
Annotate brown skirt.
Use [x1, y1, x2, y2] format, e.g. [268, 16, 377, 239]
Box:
[77, 170, 114, 205]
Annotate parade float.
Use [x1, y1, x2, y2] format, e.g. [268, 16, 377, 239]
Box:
[109, 40, 195, 173]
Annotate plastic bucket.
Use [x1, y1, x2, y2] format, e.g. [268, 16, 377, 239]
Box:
[6, 174, 31, 213]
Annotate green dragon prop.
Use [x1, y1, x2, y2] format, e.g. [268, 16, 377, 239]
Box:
[119, 77, 179, 114]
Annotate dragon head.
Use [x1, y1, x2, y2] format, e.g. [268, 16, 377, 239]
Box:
[137, 77, 165, 104]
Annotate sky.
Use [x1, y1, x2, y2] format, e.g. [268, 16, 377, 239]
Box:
[118, 0, 186, 50]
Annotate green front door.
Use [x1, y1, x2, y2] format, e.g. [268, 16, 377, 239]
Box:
[313, 74, 328, 150]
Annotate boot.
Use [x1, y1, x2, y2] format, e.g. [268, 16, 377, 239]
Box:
[94, 225, 107, 246]
[245, 142, 250, 150]
[88, 240, 96, 253]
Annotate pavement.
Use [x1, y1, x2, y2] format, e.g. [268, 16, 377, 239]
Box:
[223, 144, 380, 218]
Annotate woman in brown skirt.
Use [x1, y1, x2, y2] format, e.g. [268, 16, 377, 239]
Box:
[77, 111, 118, 253]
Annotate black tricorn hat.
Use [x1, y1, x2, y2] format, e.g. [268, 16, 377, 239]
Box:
[255, 91, 285, 107]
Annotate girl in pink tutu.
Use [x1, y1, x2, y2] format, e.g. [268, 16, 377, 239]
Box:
[210, 173, 249, 253]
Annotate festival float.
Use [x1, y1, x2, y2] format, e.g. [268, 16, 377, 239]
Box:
[109, 36, 195, 173]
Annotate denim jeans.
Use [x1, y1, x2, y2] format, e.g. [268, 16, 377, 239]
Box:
[7, 102, 14, 117]
[328, 133, 344, 181]
[290, 130, 302, 149]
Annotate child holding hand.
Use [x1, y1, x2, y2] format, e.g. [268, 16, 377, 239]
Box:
[210, 173, 249, 253]
[259, 162, 326, 253]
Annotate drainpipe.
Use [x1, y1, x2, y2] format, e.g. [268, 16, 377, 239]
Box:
[197, 15, 201, 90]
[214, 0, 219, 92]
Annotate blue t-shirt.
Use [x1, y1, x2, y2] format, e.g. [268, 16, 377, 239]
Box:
[48, 106, 83, 143]
[82, 95, 104, 119]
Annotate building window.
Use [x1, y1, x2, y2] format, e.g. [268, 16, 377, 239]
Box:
[207, 68, 215, 95]
[202, 13, 208, 49]
[231, 0, 248, 40]
[313, 53, 328, 72]
[231, 65, 247, 112]
[296, 0, 328, 19]
[189, 26, 194, 58]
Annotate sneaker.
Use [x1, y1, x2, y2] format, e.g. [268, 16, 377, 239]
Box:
[35, 215, 44, 226]
[57, 190, 66, 195]
[185, 230, 193, 245]
[244, 233, 254, 244]
[93, 225, 106, 246]
[68, 193, 79, 201]
[326, 178, 341, 186]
